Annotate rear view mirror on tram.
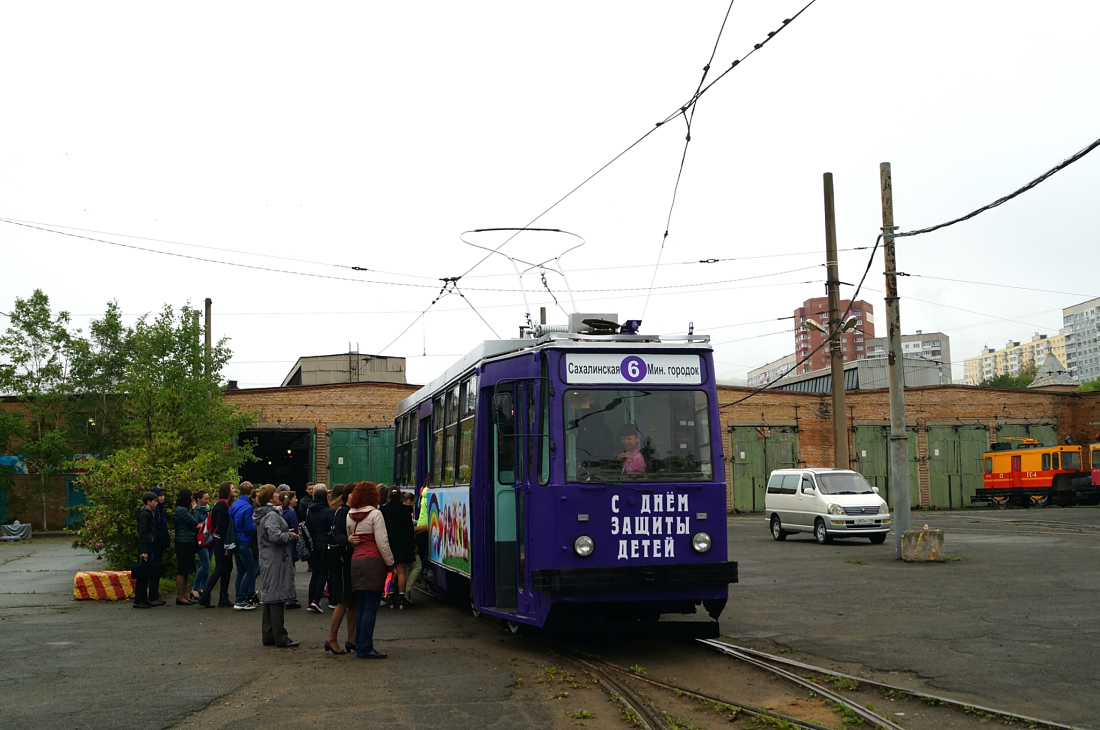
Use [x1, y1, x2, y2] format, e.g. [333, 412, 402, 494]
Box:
[492, 392, 515, 435]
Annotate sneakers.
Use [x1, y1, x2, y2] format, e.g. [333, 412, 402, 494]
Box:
[307, 601, 324, 613]
[248, 594, 260, 606]
[233, 602, 257, 611]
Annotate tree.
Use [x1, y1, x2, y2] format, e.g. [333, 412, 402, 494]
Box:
[0, 290, 76, 529]
[73, 302, 255, 566]
[68, 301, 132, 455]
[980, 363, 1037, 390]
[1080, 377, 1100, 393]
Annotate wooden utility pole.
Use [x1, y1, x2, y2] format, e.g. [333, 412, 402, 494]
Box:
[823, 173, 849, 470]
[204, 298, 212, 375]
[880, 162, 911, 555]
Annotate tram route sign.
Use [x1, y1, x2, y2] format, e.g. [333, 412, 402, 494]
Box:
[564, 353, 703, 385]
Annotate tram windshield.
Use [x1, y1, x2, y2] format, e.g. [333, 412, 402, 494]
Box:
[564, 389, 713, 483]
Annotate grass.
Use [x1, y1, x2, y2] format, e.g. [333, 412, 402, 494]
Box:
[844, 559, 868, 565]
[567, 710, 594, 720]
[628, 665, 647, 675]
[666, 716, 702, 730]
[825, 699, 865, 726]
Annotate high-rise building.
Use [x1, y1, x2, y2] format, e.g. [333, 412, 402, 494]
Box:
[1063, 296, 1100, 382]
[747, 353, 797, 387]
[793, 298, 874, 375]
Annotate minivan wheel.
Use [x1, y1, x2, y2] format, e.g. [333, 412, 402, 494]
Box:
[868, 533, 887, 544]
[770, 516, 787, 541]
[814, 519, 831, 544]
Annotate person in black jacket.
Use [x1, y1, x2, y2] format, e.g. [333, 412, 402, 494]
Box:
[148, 486, 171, 606]
[380, 488, 416, 608]
[134, 492, 159, 609]
[325, 484, 358, 654]
[198, 481, 236, 608]
[304, 485, 332, 613]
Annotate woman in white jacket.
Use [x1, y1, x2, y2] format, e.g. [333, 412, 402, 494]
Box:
[346, 481, 394, 659]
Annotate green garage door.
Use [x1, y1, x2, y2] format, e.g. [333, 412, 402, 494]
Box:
[730, 426, 799, 512]
[853, 425, 919, 509]
[329, 428, 396, 485]
[998, 424, 1057, 447]
[927, 426, 988, 509]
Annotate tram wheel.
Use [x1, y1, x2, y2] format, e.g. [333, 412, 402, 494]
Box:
[1029, 494, 1049, 508]
[993, 495, 1011, 510]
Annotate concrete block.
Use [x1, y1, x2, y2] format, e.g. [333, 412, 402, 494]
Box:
[901, 528, 944, 562]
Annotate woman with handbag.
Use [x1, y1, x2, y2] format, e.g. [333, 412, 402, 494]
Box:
[346, 481, 394, 659]
[254, 484, 300, 647]
[133, 492, 159, 609]
[323, 484, 357, 655]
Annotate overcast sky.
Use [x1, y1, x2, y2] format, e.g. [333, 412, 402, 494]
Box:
[2, 1, 1098, 388]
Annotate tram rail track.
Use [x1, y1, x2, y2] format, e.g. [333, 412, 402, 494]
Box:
[698, 639, 1084, 730]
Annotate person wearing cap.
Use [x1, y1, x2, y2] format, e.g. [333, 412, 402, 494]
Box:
[133, 492, 159, 609]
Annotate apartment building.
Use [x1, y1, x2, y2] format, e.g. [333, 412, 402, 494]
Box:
[747, 353, 798, 387]
[1063, 296, 1100, 383]
[864, 331, 952, 384]
[793, 297, 875, 374]
[961, 332, 1066, 385]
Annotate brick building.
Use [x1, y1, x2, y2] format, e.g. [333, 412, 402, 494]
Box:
[6, 377, 1100, 527]
[794, 297, 874, 374]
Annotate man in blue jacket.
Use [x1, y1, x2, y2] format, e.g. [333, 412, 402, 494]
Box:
[229, 482, 258, 610]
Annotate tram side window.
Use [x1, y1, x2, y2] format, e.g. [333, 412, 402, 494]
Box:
[432, 395, 445, 486]
[984, 457, 992, 474]
[1042, 453, 1050, 471]
[1062, 450, 1080, 471]
[495, 384, 516, 485]
[1052, 452, 1060, 470]
[409, 416, 419, 487]
[444, 384, 460, 485]
[457, 376, 476, 484]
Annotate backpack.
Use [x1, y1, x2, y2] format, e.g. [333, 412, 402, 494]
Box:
[196, 512, 214, 548]
[297, 524, 313, 562]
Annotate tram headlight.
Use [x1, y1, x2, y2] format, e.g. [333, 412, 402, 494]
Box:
[573, 535, 595, 557]
[691, 532, 713, 554]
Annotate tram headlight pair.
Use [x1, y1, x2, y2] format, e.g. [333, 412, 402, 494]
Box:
[691, 532, 713, 554]
[573, 535, 595, 557]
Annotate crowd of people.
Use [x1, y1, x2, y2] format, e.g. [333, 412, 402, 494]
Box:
[132, 479, 425, 658]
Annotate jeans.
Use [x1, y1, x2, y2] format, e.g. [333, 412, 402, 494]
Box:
[353, 590, 382, 656]
[233, 546, 258, 603]
[193, 547, 210, 594]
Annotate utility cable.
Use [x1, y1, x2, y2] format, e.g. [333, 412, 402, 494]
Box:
[859, 285, 1054, 331]
[456, 0, 820, 282]
[376, 284, 456, 357]
[453, 285, 500, 339]
[896, 134, 1100, 238]
[906, 273, 1098, 300]
[0, 216, 439, 282]
[721, 233, 881, 408]
[643, 0, 737, 320]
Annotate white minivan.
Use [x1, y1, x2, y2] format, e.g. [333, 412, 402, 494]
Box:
[764, 468, 891, 544]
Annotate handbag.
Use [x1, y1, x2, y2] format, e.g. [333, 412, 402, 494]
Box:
[297, 524, 313, 561]
[129, 557, 150, 580]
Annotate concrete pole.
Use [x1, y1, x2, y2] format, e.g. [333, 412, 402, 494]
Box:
[880, 162, 911, 556]
[204, 298, 212, 375]
[823, 173, 849, 470]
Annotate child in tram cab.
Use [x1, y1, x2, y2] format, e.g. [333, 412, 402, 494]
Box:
[617, 424, 646, 475]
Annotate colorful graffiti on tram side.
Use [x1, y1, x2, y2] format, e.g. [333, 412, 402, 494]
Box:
[428, 487, 471, 575]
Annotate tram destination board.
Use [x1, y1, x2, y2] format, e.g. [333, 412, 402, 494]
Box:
[564, 353, 703, 385]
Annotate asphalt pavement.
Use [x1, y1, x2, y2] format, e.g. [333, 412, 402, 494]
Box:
[721, 506, 1100, 728]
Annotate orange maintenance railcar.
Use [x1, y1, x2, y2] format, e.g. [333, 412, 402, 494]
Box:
[975, 439, 1088, 508]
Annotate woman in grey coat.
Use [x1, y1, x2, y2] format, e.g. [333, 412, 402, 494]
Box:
[253, 484, 300, 648]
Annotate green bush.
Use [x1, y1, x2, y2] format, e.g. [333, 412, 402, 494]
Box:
[72, 448, 236, 571]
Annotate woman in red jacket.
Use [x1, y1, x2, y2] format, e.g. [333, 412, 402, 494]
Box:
[346, 481, 394, 659]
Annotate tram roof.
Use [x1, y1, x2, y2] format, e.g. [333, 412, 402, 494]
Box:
[396, 332, 712, 415]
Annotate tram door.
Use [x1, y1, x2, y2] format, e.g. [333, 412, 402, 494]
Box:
[491, 383, 519, 608]
[490, 380, 540, 612]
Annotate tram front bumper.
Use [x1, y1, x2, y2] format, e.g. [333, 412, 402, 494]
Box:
[531, 561, 738, 593]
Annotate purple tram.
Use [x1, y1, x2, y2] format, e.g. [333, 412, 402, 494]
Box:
[392, 316, 737, 628]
